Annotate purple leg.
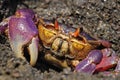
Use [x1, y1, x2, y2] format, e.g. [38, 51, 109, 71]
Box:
[98, 59, 120, 77]
[95, 48, 118, 72]
[75, 50, 103, 74]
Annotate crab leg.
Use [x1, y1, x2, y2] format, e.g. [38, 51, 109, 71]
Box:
[95, 56, 118, 72]
[0, 17, 11, 34]
[80, 29, 111, 48]
[97, 59, 120, 77]
[0, 21, 7, 34]
[75, 50, 103, 74]
[95, 48, 118, 72]
[115, 59, 120, 72]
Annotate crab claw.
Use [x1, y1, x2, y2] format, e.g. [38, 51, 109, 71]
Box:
[8, 9, 39, 66]
[15, 8, 36, 20]
[75, 50, 103, 74]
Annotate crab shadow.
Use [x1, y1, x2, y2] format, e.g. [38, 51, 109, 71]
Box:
[35, 53, 63, 72]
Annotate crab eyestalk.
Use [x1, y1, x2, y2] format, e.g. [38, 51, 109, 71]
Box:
[54, 20, 59, 30]
[71, 28, 80, 37]
[7, 9, 39, 66]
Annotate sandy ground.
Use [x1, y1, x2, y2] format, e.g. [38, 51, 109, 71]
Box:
[0, 0, 120, 80]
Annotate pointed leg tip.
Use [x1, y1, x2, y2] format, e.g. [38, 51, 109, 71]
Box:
[30, 61, 36, 66]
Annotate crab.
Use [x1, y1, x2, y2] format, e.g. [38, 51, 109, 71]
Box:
[37, 18, 120, 75]
[0, 8, 120, 76]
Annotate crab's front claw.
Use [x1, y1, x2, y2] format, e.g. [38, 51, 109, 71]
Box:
[8, 14, 39, 66]
[75, 50, 103, 74]
[11, 36, 39, 66]
[27, 36, 39, 66]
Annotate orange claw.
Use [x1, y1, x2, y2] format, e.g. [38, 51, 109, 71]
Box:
[54, 20, 59, 30]
[72, 28, 80, 37]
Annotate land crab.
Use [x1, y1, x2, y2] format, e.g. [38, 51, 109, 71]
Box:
[0, 8, 120, 76]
